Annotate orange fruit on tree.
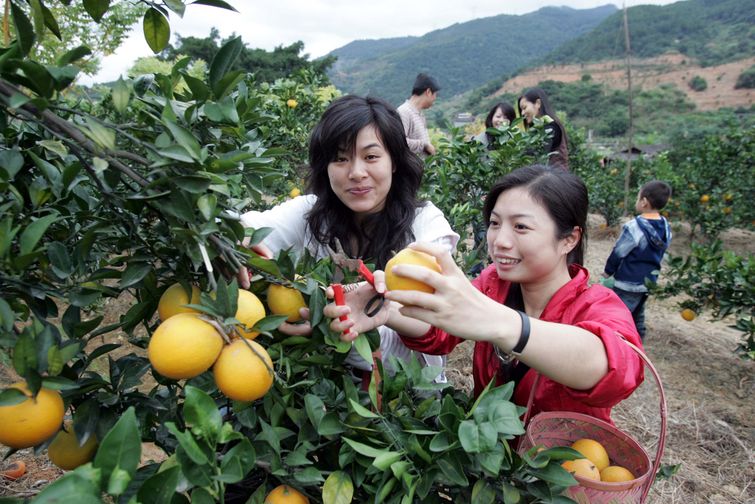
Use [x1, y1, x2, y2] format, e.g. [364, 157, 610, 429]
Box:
[267, 284, 307, 323]
[571, 438, 610, 471]
[48, 425, 98, 470]
[723, 206, 732, 215]
[385, 248, 441, 293]
[724, 193, 733, 202]
[289, 187, 301, 198]
[680, 308, 696, 321]
[0, 383, 64, 449]
[213, 339, 274, 402]
[699, 194, 710, 203]
[0, 461, 26, 480]
[158, 282, 200, 321]
[265, 484, 309, 504]
[561, 458, 601, 481]
[236, 290, 266, 339]
[600, 465, 636, 482]
[148, 313, 224, 379]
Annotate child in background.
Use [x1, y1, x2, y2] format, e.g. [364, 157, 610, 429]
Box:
[603, 180, 673, 339]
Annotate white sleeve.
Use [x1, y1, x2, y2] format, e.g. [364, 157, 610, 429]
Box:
[412, 202, 460, 252]
[239, 195, 315, 255]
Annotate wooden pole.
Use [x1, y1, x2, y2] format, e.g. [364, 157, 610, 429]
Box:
[623, 2, 634, 216]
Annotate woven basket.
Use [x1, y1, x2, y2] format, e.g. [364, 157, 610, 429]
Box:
[519, 339, 667, 504]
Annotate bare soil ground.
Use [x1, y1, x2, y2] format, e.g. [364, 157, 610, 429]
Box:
[2, 217, 753, 502]
[498, 53, 755, 112]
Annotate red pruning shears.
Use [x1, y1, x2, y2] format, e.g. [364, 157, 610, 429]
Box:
[327, 239, 384, 320]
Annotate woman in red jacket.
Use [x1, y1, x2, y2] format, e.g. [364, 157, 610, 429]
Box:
[326, 165, 644, 424]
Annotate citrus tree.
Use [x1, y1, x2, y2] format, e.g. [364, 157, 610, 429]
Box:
[0, 1, 579, 502]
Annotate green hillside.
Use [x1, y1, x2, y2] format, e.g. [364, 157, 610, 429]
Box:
[543, 0, 755, 66]
[326, 5, 617, 105]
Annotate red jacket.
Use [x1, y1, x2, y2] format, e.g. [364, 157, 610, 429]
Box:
[401, 264, 644, 424]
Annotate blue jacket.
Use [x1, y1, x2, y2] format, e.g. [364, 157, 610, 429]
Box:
[604, 216, 672, 292]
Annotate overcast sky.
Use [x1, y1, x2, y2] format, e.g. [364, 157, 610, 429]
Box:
[85, 0, 680, 84]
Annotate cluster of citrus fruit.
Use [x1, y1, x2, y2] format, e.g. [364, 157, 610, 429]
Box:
[561, 438, 636, 483]
[0, 383, 98, 471]
[149, 281, 306, 402]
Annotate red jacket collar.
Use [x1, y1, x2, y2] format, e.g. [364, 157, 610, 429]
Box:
[479, 263, 590, 321]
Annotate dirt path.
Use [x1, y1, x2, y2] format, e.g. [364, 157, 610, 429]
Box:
[2, 217, 753, 502]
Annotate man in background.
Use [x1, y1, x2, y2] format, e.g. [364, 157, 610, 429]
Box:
[397, 73, 440, 157]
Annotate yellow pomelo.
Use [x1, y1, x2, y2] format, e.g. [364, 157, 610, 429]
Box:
[213, 339, 274, 402]
[148, 313, 224, 379]
[265, 484, 309, 504]
[561, 458, 601, 481]
[48, 425, 98, 470]
[158, 283, 200, 321]
[267, 284, 306, 323]
[236, 290, 266, 339]
[0, 383, 64, 449]
[571, 438, 610, 471]
[385, 248, 441, 293]
[600, 465, 636, 482]
[680, 308, 696, 321]
[289, 187, 301, 198]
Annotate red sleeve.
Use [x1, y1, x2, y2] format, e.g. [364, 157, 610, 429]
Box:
[560, 286, 645, 408]
[399, 273, 488, 355]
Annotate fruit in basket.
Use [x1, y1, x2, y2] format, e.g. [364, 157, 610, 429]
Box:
[571, 438, 610, 471]
[600, 465, 636, 482]
[561, 458, 601, 480]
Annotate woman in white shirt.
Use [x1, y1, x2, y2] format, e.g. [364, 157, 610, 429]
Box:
[239, 95, 459, 380]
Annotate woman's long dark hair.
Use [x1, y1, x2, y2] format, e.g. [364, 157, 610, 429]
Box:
[306, 95, 424, 268]
[483, 165, 587, 266]
[483, 102, 516, 147]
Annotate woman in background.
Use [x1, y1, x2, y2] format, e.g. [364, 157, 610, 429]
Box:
[474, 102, 517, 150]
[518, 87, 569, 169]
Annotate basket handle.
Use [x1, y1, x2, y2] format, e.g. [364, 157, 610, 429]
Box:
[520, 337, 667, 503]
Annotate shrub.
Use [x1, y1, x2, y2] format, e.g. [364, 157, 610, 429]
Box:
[688, 75, 708, 92]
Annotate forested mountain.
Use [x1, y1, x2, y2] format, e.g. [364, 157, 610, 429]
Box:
[326, 5, 617, 105]
[543, 0, 755, 66]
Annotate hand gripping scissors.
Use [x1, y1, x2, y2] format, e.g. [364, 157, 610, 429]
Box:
[326, 238, 385, 319]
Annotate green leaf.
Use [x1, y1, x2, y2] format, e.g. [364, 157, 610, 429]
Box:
[173, 175, 211, 193]
[183, 385, 222, 442]
[33, 465, 102, 504]
[0, 297, 16, 332]
[164, 0, 185, 17]
[29, 0, 46, 41]
[166, 422, 209, 464]
[40, 2, 61, 40]
[10, 2, 35, 56]
[163, 118, 201, 159]
[20, 213, 59, 255]
[252, 314, 288, 332]
[182, 74, 210, 101]
[119, 262, 152, 288]
[211, 70, 244, 99]
[528, 462, 578, 487]
[48, 242, 73, 278]
[190, 487, 215, 504]
[348, 398, 379, 419]
[197, 193, 217, 221]
[111, 77, 130, 113]
[216, 438, 255, 483]
[0, 387, 26, 406]
[83, 0, 110, 22]
[81, 118, 115, 150]
[471, 479, 497, 504]
[342, 437, 384, 458]
[57, 45, 92, 66]
[322, 471, 353, 504]
[458, 420, 497, 453]
[373, 451, 403, 471]
[136, 465, 180, 504]
[353, 333, 373, 365]
[487, 401, 525, 436]
[13, 333, 37, 376]
[106, 466, 131, 496]
[191, 0, 238, 11]
[0, 149, 23, 180]
[502, 481, 521, 504]
[209, 36, 243, 94]
[143, 8, 170, 53]
[47, 345, 63, 375]
[437, 455, 469, 486]
[93, 407, 141, 492]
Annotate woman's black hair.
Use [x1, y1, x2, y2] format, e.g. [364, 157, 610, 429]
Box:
[305, 95, 424, 268]
[518, 87, 559, 126]
[483, 102, 516, 147]
[483, 165, 587, 265]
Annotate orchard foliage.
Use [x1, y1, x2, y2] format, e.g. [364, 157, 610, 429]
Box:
[0, 1, 579, 502]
